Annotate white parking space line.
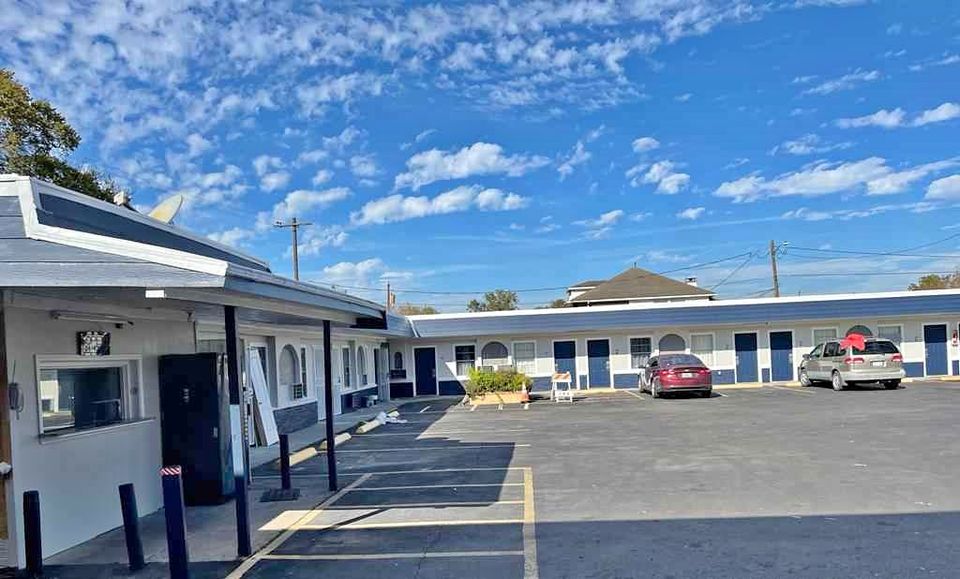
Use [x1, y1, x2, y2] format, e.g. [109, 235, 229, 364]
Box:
[335, 443, 529, 453]
[227, 473, 372, 578]
[620, 390, 645, 400]
[768, 385, 815, 395]
[522, 467, 538, 579]
[327, 500, 525, 510]
[261, 551, 525, 561]
[353, 483, 525, 491]
[358, 428, 530, 438]
[419, 405, 431, 413]
[299, 519, 524, 531]
[365, 466, 528, 475]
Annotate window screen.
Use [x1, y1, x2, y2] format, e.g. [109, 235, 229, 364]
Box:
[630, 338, 652, 368]
[514, 342, 536, 374]
[691, 334, 714, 366]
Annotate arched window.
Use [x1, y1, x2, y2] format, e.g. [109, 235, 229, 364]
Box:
[358, 346, 368, 385]
[481, 341, 509, 365]
[278, 345, 299, 405]
[658, 334, 686, 353]
[846, 325, 873, 337]
[394, 351, 404, 370]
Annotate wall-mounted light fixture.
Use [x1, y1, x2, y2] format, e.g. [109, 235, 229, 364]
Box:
[51, 310, 133, 328]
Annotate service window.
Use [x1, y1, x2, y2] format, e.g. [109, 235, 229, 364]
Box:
[37, 356, 143, 436]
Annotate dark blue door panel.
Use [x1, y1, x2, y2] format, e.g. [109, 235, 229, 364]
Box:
[553, 341, 577, 387]
[770, 331, 794, 382]
[735, 333, 759, 383]
[587, 339, 610, 387]
[414, 347, 437, 396]
[924, 324, 948, 376]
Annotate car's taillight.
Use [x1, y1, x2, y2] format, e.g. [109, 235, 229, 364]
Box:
[890, 354, 903, 362]
[843, 356, 865, 365]
[698, 368, 710, 375]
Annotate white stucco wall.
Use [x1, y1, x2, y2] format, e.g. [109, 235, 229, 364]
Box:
[3, 305, 196, 565]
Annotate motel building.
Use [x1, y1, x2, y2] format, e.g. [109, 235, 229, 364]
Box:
[2, 174, 960, 568]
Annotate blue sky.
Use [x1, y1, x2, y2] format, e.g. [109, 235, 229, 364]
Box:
[2, 0, 959, 309]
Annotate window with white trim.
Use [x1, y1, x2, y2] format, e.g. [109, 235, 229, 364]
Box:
[877, 325, 902, 346]
[630, 338, 652, 369]
[358, 346, 368, 385]
[37, 356, 143, 435]
[690, 334, 715, 366]
[279, 345, 303, 401]
[481, 342, 509, 366]
[455, 345, 476, 376]
[294, 347, 309, 400]
[813, 328, 838, 346]
[514, 342, 536, 375]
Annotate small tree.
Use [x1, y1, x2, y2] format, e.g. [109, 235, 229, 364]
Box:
[395, 303, 439, 315]
[467, 289, 519, 312]
[537, 298, 568, 309]
[0, 68, 122, 202]
[908, 271, 960, 291]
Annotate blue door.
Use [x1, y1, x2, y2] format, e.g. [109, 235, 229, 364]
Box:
[414, 347, 437, 396]
[587, 339, 610, 388]
[735, 333, 758, 383]
[770, 331, 794, 382]
[553, 341, 577, 389]
[924, 324, 948, 376]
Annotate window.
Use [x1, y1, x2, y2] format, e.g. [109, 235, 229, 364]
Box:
[846, 325, 873, 337]
[813, 328, 838, 346]
[514, 342, 536, 374]
[630, 338, 652, 369]
[877, 325, 902, 346]
[293, 347, 308, 400]
[394, 351, 404, 370]
[690, 334, 714, 366]
[823, 342, 839, 357]
[852, 341, 900, 355]
[455, 345, 476, 376]
[481, 341, 509, 365]
[37, 356, 142, 435]
[809, 344, 823, 358]
[658, 334, 686, 353]
[341, 347, 352, 390]
[358, 347, 368, 385]
[279, 345, 303, 401]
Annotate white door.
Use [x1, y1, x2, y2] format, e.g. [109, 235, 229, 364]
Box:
[312, 345, 327, 421]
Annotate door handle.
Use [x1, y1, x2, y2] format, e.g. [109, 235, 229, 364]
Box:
[432, 369, 436, 379]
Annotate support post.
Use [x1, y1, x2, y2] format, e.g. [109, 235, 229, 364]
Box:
[225, 305, 252, 557]
[279, 434, 292, 491]
[161, 467, 190, 579]
[119, 483, 145, 571]
[769, 239, 781, 298]
[23, 490, 42, 578]
[322, 320, 338, 491]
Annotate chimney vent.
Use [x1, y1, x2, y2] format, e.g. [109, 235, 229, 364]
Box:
[685, 276, 698, 287]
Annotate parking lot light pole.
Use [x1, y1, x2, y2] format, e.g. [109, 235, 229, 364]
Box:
[323, 320, 338, 491]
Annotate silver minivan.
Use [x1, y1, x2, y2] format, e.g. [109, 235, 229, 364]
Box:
[799, 338, 904, 391]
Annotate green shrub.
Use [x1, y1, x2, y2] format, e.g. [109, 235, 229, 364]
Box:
[466, 367, 532, 397]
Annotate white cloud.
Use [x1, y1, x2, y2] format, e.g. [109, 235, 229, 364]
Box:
[318, 258, 387, 289]
[260, 171, 290, 192]
[311, 169, 333, 186]
[626, 160, 690, 194]
[674, 93, 693, 102]
[909, 53, 960, 72]
[207, 227, 255, 248]
[258, 187, 352, 229]
[716, 157, 959, 202]
[574, 209, 624, 238]
[185, 133, 212, 158]
[835, 108, 906, 129]
[676, 206, 705, 220]
[296, 73, 386, 116]
[395, 142, 549, 190]
[913, 102, 960, 126]
[632, 137, 660, 153]
[253, 155, 284, 177]
[350, 155, 379, 178]
[298, 226, 349, 257]
[558, 141, 591, 180]
[351, 185, 528, 225]
[782, 201, 936, 222]
[770, 134, 853, 155]
[926, 175, 960, 201]
[802, 69, 879, 95]
[835, 102, 959, 129]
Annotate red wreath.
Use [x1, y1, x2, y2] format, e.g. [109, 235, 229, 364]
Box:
[839, 333, 866, 351]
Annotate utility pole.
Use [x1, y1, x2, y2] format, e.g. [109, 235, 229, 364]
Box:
[275, 218, 312, 280]
[769, 239, 787, 298]
[386, 282, 391, 312]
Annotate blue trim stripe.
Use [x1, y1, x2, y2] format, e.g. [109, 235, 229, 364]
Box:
[613, 373, 639, 389]
[410, 294, 960, 338]
[438, 380, 466, 395]
[903, 362, 924, 378]
[712, 369, 735, 384]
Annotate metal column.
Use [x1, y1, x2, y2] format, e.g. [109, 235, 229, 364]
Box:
[225, 305, 252, 556]
[322, 320, 338, 491]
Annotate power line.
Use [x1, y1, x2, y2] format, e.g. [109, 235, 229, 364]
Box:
[788, 245, 960, 260]
[710, 252, 759, 290]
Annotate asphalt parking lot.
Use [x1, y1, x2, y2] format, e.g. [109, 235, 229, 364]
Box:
[237, 381, 960, 578]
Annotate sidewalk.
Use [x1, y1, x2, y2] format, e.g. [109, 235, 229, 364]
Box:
[41, 396, 457, 578]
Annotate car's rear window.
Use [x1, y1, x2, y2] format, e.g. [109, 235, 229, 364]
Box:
[851, 341, 900, 355]
[660, 354, 704, 367]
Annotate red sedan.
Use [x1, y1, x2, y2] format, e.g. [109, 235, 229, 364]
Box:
[640, 354, 713, 398]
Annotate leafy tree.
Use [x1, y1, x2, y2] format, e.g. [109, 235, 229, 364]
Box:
[467, 289, 519, 312]
[1, 68, 122, 202]
[395, 303, 439, 315]
[908, 271, 960, 291]
[539, 298, 568, 309]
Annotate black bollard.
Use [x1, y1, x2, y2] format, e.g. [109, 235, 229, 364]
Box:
[161, 466, 190, 579]
[119, 483, 145, 571]
[279, 434, 292, 491]
[23, 490, 42, 578]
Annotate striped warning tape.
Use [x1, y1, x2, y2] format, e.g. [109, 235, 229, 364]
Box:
[160, 465, 182, 476]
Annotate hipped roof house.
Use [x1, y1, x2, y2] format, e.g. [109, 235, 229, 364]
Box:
[566, 267, 715, 306]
